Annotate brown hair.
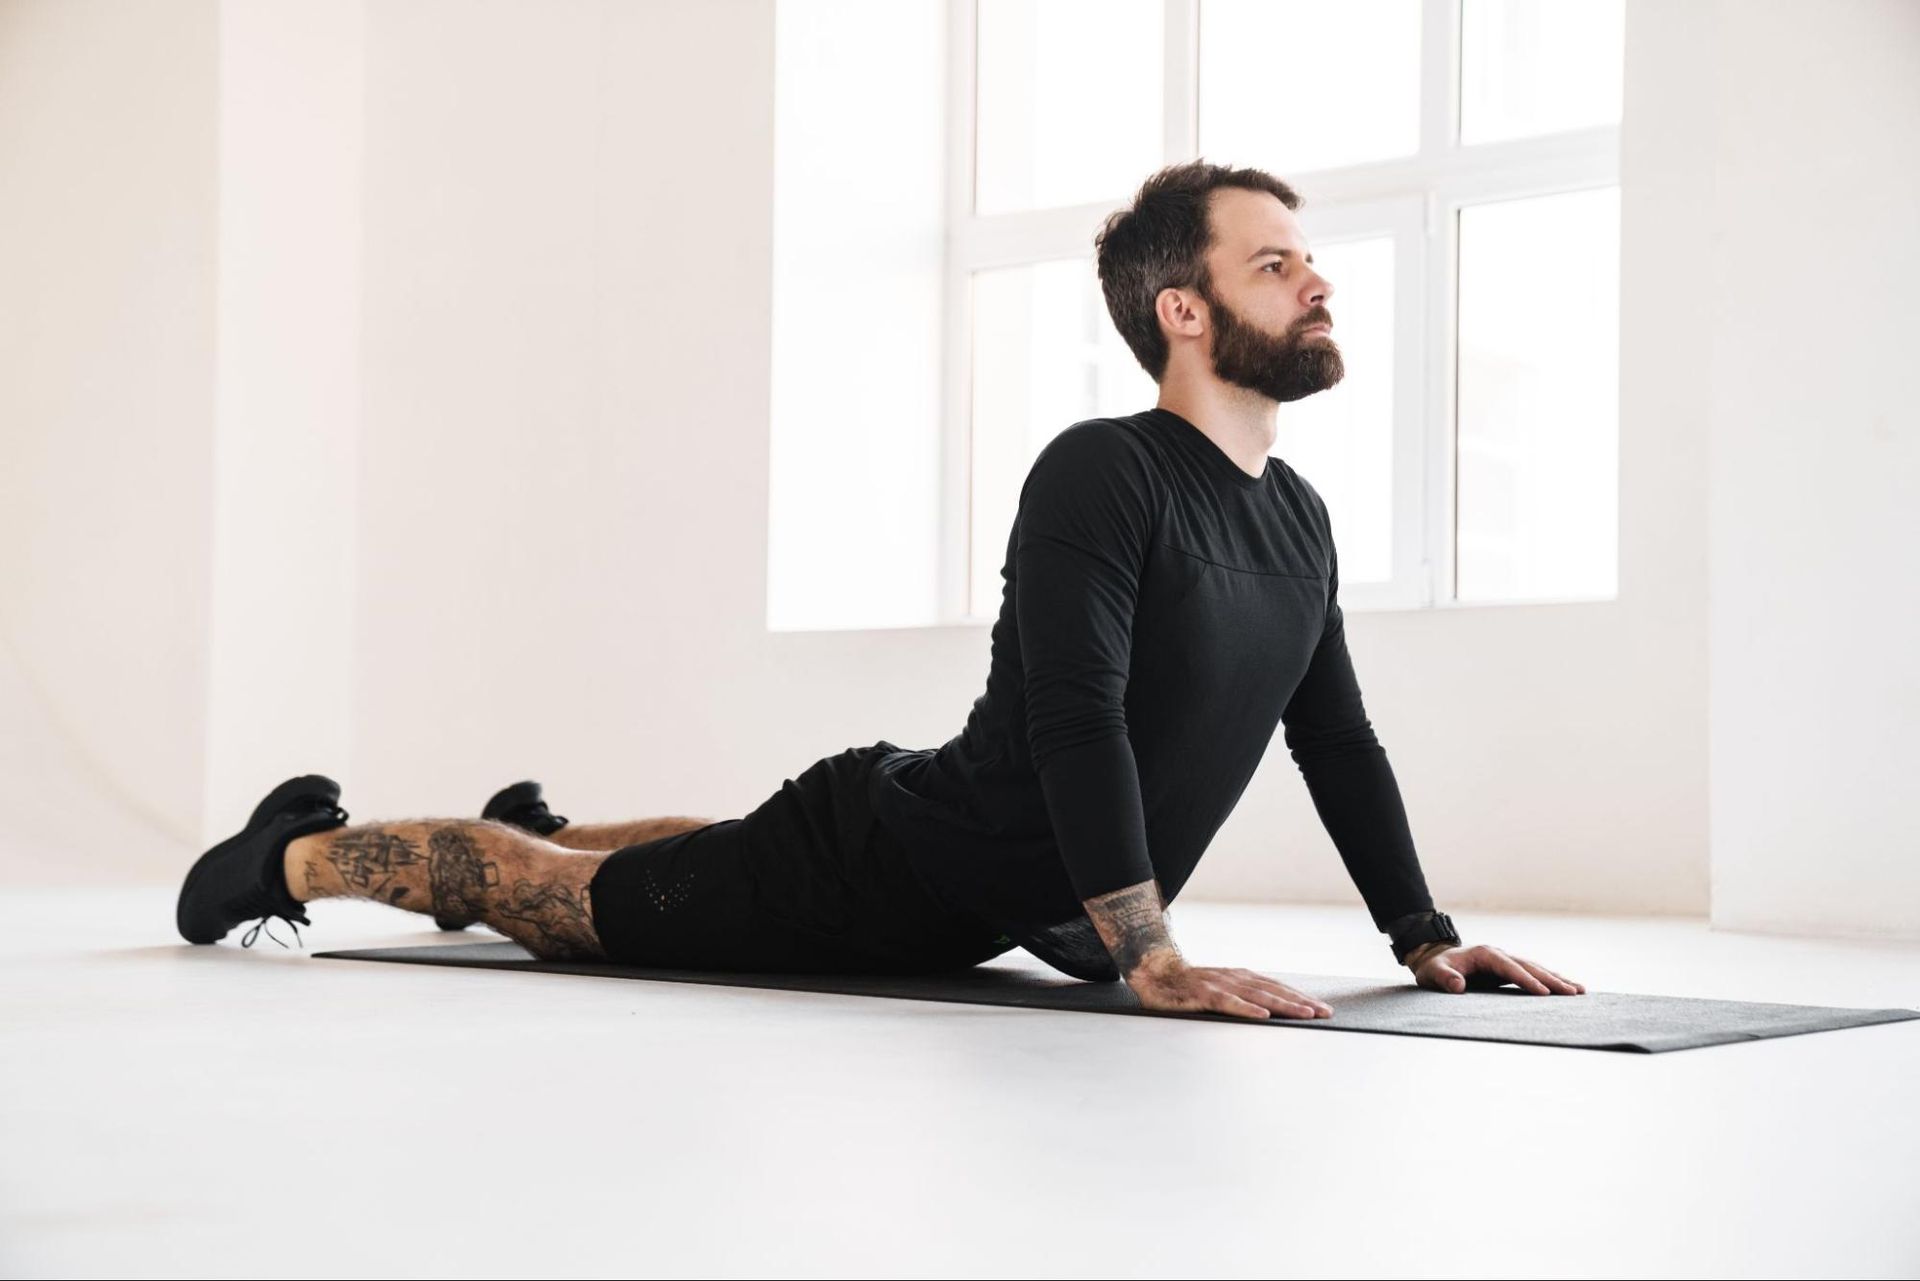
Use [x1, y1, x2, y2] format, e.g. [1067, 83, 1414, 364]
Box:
[1093, 160, 1302, 383]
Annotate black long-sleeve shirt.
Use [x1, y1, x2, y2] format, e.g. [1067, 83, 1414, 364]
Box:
[869, 406, 1435, 981]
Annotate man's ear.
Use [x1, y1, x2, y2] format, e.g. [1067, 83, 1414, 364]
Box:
[1156, 286, 1204, 338]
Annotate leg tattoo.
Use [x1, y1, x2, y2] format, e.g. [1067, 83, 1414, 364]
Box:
[288, 820, 606, 961]
[491, 875, 599, 959]
[322, 830, 427, 906]
[427, 827, 499, 921]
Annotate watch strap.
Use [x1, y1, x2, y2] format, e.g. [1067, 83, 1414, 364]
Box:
[1389, 909, 1460, 965]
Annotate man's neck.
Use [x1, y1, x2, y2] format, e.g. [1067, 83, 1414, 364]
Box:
[1153, 381, 1277, 480]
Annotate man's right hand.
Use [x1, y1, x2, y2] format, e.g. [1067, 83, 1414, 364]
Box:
[1078, 877, 1335, 1020]
[1125, 952, 1334, 1021]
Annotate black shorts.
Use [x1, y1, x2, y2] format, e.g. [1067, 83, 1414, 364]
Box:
[586, 740, 1020, 975]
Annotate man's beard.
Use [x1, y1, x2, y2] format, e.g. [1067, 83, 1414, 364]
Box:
[1200, 281, 1344, 404]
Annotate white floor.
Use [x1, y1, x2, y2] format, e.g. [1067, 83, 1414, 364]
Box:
[2, 887, 1917, 1279]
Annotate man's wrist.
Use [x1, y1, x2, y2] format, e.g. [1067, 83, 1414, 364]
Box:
[1126, 946, 1186, 982]
[1387, 908, 1462, 968]
[1080, 877, 1180, 982]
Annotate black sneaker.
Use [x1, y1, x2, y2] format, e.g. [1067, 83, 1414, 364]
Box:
[431, 780, 571, 931]
[176, 774, 349, 947]
[482, 779, 570, 838]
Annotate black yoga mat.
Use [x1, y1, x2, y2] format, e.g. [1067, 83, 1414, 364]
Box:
[312, 941, 1920, 1054]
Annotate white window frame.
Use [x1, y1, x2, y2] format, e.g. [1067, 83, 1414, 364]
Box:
[942, 0, 1620, 622]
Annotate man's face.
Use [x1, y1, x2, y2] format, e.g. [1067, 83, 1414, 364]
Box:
[1191, 188, 1341, 403]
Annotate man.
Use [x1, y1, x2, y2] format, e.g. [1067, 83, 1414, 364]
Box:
[176, 160, 1585, 1020]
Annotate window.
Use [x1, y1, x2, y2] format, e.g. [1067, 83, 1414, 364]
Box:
[768, 0, 949, 633]
[954, 0, 1623, 618]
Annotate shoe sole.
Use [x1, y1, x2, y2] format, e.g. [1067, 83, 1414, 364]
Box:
[176, 774, 341, 945]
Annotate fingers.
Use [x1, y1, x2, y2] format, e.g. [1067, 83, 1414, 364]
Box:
[1228, 970, 1333, 1019]
[1203, 984, 1275, 1019]
[1413, 948, 1587, 997]
[1461, 949, 1545, 994]
[1234, 974, 1331, 1018]
[1491, 951, 1551, 994]
[1508, 954, 1585, 994]
[1139, 966, 1334, 1020]
[1194, 979, 1320, 1020]
[1468, 947, 1578, 996]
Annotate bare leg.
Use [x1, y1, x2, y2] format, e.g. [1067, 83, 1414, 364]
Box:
[544, 816, 718, 852]
[284, 818, 607, 960]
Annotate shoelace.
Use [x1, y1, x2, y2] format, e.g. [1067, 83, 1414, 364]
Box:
[237, 800, 345, 950]
[240, 915, 304, 950]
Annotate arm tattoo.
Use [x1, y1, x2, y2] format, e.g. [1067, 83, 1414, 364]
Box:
[1082, 878, 1178, 978]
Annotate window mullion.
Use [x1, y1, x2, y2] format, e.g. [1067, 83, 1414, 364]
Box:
[1422, 186, 1457, 608]
[1164, 0, 1198, 163]
[1420, 0, 1461, 160]
[1420, 0, 1459, 606]
[943, 0, 979, 623]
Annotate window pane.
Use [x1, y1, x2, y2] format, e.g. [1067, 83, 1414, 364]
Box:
[1199, 0, 1422, 175]
[1456, 187, 1619, 602]
[768, 0, 947, 632]
[975, 0, 1163, 215]
[1272, 235, 1397, 587]
[968, 258, 1159, 616]
[1459, 0, 1624, 145]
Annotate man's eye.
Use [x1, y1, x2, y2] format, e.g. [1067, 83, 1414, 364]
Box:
[1263, 262, 1283, 273]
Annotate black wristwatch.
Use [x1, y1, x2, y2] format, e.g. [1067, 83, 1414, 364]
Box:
[1389, 910, 1461, 966]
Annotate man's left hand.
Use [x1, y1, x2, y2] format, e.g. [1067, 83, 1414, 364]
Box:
[1411, 943, 1585, 995]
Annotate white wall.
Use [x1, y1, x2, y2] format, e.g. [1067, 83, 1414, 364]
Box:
[0, 0, 219, 869]
[204, 0, 364, 847]
[0, 0, 365, 870]
[345, 0, 849, 825]
[1, 0, 1913, 949]
[1704, 0, 1920, 941]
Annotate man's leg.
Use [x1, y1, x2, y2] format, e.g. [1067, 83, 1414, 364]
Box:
[542, 816, 718, 851]
[285, 819, 608, 960]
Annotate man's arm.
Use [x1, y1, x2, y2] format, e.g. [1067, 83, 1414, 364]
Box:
[1014, 423, 1160, 904]
[1279, 542, 1441, 946]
